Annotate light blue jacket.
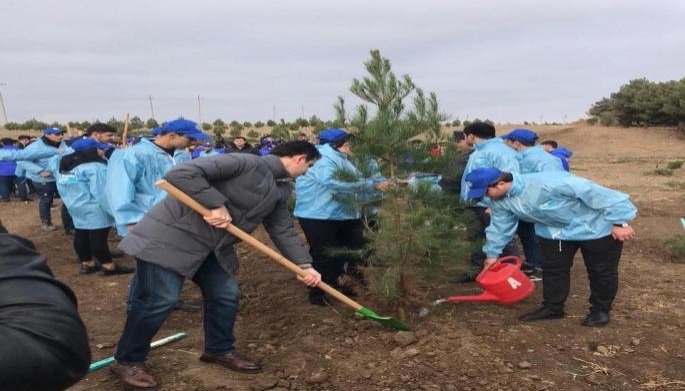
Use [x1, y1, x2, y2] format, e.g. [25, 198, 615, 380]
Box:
[294, 144, 381, 220]
[460, 138, 521, 205]
[51, 156, 114, 230]
[483, 172, 637, 258]
[105, 138, 191, 236]
[519, 145, 564, 174]
[15, 139, 65, 183]
[0, 146, 57, 162]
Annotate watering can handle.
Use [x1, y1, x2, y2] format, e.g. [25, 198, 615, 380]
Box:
[496, 255, 524, 269]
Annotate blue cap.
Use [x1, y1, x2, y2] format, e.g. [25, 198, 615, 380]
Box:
[153, 118, 209, 140]
[43, 127, 66, 135]
[319, 128, 349, 144]
[465, 167, 502, 198]
[71, 138, 112, 152]
[502, 128, 538, 143]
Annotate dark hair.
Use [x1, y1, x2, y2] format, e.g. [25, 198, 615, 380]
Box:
[540, 140, 558, 149]
[270, 141, 321, 161]
[463, 122, 496, 139]
[495, 171, 514, 184]
[233, 136, 246, 142]
[452, 131, 465, 142]
[85, 123, 116, 136]
[1, 138, 16, 146]
[18, 135, 31, 141]
[329, 134, 351, 150]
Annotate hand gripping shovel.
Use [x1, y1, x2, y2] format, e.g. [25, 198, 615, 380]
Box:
[156, 180, 409, 331]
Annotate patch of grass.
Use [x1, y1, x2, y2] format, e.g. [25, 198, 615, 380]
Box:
[664, 181, 685, 190]
[666, 160, 684, 170]
[664, 233, 685, 259]
[644, 169, 674, 176]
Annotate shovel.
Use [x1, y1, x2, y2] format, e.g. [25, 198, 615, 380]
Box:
[156, 180, 409, 331]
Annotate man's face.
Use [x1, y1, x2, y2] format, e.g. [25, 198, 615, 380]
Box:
[44, 133, 65, 143]
[234, 138, 246, 148]
[485, 181, 509, 200]
[18, 138, 30, 146]
[92, 132, 115, 144]
[455, 139, 470, 151]
[465, 133, 477, 147]
[288, 155, 316, 178]
[542, 144, 554, 152]
[173, 134, 192, 149]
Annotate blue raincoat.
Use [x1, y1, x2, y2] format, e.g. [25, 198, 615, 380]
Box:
[519, 145, 564, 173]
[460, 137, 521, 205]
[294, 144, 383, 220]
[105, 138, 191, 236]
[483, 172, 637, 258]
[0, 146, 57, 162]
[15, 138, 65, 183]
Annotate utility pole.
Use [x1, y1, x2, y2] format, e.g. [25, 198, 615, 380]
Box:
[272, 105, 276, 122]
[148, 95, 156, 121]
[301, 105, 305, 118]
[197, 95, 202, 124]
[0, 83, 8, 125]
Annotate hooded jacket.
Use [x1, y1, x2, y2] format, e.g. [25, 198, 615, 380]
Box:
[483, 172, 637, 258]
[294, 144, 381, 220]
[118, 154, 311, 277]
[460, 137, 521, 206]
[550, 147, 573, 171]
[105, 138, 191, 236]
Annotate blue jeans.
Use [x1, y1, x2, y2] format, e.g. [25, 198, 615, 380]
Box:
[33, 182, 58, 223]
[115, 252, 239, 364]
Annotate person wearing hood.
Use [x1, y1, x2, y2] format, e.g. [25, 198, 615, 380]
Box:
[294, 128, 394, 305]
[54, 138, 134, 276]
[541, 140, 573, 172]
[16, 127, 68, 231]
[464, 167, 637, 326]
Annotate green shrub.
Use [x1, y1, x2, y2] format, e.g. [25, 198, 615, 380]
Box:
[666, 161, 684, 170]
[247, 130, 259, 138]
[665, 233, 685, 259]
[644, 169, 674, 176]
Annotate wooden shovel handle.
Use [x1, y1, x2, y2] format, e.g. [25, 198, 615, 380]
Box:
[156, 180, 363, 311]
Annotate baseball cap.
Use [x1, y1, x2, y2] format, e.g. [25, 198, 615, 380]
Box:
[502, 129, 538, 143]
[43, 127, 66, 135]
[465, 167, 503, 198]
[318, 128, 349, 144]
[153, 119, 209, 140]
[71, 138, 112, 152]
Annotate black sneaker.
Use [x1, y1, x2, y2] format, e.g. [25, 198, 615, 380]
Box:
[79, 264, 101, 274]
[98, 264, 135, 276]
[308, 290, 327, 306]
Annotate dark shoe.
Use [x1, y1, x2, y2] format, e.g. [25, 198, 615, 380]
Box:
[79, 264, 101, 274]
[519, 307, 565, 322]
[173, 301, 202, 312]
[20, 198, 33, 202]
[308, 289, 327, 306]
[41, 222, 56, 232]
[200, 351, 261, 374]
[99, 264, 135, 276]
[582, 311, 610, 327]
[110, 363, 158, 390]
[453, 273, 476, 283]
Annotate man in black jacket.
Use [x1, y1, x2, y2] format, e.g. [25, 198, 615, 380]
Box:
[0, 221, 91, 391]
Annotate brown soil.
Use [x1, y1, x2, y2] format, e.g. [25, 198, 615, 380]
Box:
[1, 125, 684, 391]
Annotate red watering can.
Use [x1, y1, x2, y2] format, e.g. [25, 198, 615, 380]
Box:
[434, 256, 535, 305]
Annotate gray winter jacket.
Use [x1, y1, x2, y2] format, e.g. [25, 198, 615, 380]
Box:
[118, 154, 312, 277]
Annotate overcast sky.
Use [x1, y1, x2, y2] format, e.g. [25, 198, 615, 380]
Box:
[1, 0, 684, 125]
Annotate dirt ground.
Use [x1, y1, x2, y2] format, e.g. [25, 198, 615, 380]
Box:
[1, 124, 684, 391]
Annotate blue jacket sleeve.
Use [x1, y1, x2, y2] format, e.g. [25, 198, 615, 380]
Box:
[308, 158, 376, 194]
[106, 150, 146, 226]
[483, 204, 520, 258]
[555, 178, 637, 224]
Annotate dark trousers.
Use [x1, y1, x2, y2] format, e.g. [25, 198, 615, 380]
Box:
[298, 217, 365, 296]
[539, 235, 623, 313]
[14, 176, 29, 200]
[74, 227, 112, 264]
[468, 207, 519, 271]
[33, 182, 61, 224]
[517, 221, 542, 270]
[115, 253, 239, 364]
[0, 176, 14, 200]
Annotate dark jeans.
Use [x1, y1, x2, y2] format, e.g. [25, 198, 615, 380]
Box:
[539, 235, 623, 313]
[298, 217, 365, 296]
[74, 227, 112, 264]
[14, 176, 29, 200]
[517, 221, 542, 270]
[468, 206, 519, 271]
[33, 182, 60, 224]
[0, 176, 14, 200]
[115, 253, 239, 364]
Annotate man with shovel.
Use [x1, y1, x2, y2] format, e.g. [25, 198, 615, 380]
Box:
[464, 167, 636, 327]
[110, 141, 322, 391]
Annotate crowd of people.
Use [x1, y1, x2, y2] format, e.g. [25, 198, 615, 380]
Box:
[0, 120, 637, 390]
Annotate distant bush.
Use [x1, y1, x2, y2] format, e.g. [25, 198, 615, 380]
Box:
[666, 161, 684, 170]
[254, 121, 264, 128]
[247, 130, 259, 138]
[586, 117, 598, 125]
[665, 233, 685, 259]
[644, 169, 674, 176]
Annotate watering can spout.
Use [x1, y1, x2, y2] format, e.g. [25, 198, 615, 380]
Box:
[445, 291, 499, 303]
